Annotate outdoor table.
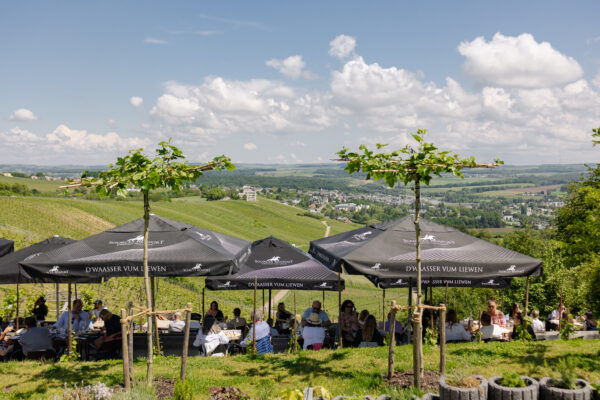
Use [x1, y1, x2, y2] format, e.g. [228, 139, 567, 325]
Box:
[222, 329, 242, 341]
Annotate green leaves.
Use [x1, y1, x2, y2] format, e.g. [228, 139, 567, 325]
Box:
[70, 139, 235, 199]
[593, 126, 600, 146]
[336, 128, 496, 189]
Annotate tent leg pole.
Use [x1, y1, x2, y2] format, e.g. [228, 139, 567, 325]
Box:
[525, 277, 530, 315]
[445, 282, 448, 305]
[293, 290, 297, 353]
[16, 282, 20, 330]
[338, 272, 342, 349]
[68, 280, 72, 357]
[501, 289, 505, 314]
[74, 283, 77, 300]
[262, 289, 265, 317]
[151, 277, 160, 355]
[383, 288, 386, 322]
[408, 278, 412, 325]
[202, 287, 205, 318]
[322, 290, 325, 311]
[253, 277, 257, 352]
[268, 289, 272, 321]
[56, 282, 60, 320]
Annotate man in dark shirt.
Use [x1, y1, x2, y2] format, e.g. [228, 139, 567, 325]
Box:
[93, 309, 121, 348]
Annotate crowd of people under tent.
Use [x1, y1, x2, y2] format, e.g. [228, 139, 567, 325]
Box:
[0, 294, 597, 360]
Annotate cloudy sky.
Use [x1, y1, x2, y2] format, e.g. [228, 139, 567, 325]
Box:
[1, 2, 600, 166]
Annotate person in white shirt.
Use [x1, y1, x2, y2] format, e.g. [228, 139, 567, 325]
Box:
[444, 309, 471, 342]
[55, 299, 91, 332]
[546, 303, 566, 331]
[90, 300, 107, 320]
[169, 312, 186, 333]
[480, 311, 505, 341]
[530, 310, 545, 332]
[193, 315, 229, 356]
[302, 313, 326, 350]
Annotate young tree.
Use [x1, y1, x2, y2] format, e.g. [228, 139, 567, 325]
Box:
[64, 140, 234, 385]
[337, 129, 500, 388]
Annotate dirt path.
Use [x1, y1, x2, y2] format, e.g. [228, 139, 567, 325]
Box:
[321, 220, 331, 237]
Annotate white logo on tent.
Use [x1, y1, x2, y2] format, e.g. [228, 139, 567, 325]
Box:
[195, 232, 212, 241]
[223, 281, 231, 287]
[369, 262, 389, 272]
[499, 264, 524, 274]
[191, 264, 203, 271]
[482, 279, 500, 286]
[422, 234, 435, 241]
[256, 256, 293, 265]
[394, 279, 403, 285]
[352, 231, 373, 241]
[48, 265, 68, 275]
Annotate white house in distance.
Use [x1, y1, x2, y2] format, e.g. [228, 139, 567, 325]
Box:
[243, 186, 257, 202]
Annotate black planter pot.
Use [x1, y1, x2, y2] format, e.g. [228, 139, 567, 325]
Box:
[539, 377, 592, 400]
[488, 376, 539, 400]
[439, 375, 488, 400]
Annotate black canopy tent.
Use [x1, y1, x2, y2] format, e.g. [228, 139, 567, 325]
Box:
[206, 236, 345, 325]
[0, 238, 14, 258]
[309, 215, 542, 281]
[19, 215, 251, 281]
[310, 215, 542, 322]
[206, 236, 344, 292]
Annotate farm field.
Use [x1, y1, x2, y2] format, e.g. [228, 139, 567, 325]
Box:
[0, 175, 64, 192]
[1, 340, 598, 399]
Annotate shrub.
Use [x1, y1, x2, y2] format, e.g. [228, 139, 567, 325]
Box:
[500, 372, 526, 388]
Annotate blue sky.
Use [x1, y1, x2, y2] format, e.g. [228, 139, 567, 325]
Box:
[1, 1, 600, 165]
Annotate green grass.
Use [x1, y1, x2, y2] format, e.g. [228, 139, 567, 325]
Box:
[0, 175, 65, 192]
[1, 340, 598, 399]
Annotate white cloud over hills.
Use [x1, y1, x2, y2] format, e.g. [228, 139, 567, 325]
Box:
[9, 108, 38, 121]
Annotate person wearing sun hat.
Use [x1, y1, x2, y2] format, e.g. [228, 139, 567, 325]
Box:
[301, 312, 326, 350]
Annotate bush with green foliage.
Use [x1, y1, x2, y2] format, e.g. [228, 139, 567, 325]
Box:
[173, 379, 194, 400]
[500, 372, 526, 387]
[551, 358, 579, 389]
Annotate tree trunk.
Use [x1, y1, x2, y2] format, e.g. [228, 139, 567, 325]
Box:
[388, 303, 397, 380]
[143, 191, 153, 386]
[414, 177, 423, 389]
[253, 277, 257, 352]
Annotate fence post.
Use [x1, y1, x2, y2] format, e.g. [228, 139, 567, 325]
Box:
[67, 280, 72, 357]
[387, 301, 397, 380]
[128, 302, 134, 380]
[440, 304, 446, 375]
[180, 303, 192, 382]
[121, 309, 131, 390]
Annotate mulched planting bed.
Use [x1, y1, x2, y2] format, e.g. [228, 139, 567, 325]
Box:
[386, 370, 440, 393]
[154, 377, 176, 399]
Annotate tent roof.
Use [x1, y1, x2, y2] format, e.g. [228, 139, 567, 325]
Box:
[206, 236, 344, 291]
[309, 215, 542, 285]
[19, 215, 251, 282]
[0, 238, 14, 258]
[0, 236, 77, 284]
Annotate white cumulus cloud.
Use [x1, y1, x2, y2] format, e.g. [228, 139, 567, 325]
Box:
[265, 55, 316, 80]
[458, 33, 583, 88]
[9, 108, 38, 121]
[130, 96, 144, 107]
[329, 34, 356, 60]
[243, 143, 257, 150]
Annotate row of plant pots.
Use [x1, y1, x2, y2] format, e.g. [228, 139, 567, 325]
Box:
[430, 375, 595, 400]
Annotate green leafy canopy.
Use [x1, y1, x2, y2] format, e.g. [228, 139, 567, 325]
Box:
[336, 129, 503, 188]
[74, 140, 235, 197]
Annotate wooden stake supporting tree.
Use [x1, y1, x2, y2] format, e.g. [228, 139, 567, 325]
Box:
[337, 129, 501, 388]
[61, 140, 234, 386]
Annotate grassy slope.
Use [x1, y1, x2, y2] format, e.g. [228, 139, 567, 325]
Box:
[1, 340, 598, 399]
[1, 196, 402, 320]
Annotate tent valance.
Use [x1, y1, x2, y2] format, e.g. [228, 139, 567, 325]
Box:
[0, 238, 14, 258]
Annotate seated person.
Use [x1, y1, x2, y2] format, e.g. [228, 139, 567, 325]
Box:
[0, 325, 15, 358]
[205, 301, 225, 322]
[302, 313, 326, 350]
[384, 312, 406, 345]
[358, 310, 369, 328]
[275, 303, 293, 334]
[546, 303, 566, 331]
[301, 301, 331, 329]
[90, 300, 107, 321]
[241, 311, 273, 355]
[19, 317, 54, 356]
[169, 312, 186, 333]
[480, 311, 505, 341]
[32, 297, 49, 322]
[93, 309, 121, 348]
[339, 300, 360, 347]
[358, 315, 384, 346]
[530, 310, 545, 332]
[487, 298, 506, 327]
[507, 302, 521, 324]
[511, 312, 536, 341]
[584, 311, 598, 331]
[55, 299, 91, 332]
[226, 308, 247, 333]
[193, 315, 230, 356]
[445, 309, 471, 342]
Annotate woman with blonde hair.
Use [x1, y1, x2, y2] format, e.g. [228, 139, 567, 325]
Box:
[359, 315, 384, 346]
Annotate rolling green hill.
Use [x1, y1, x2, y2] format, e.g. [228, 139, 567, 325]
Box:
[0, 195, 406, 324]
